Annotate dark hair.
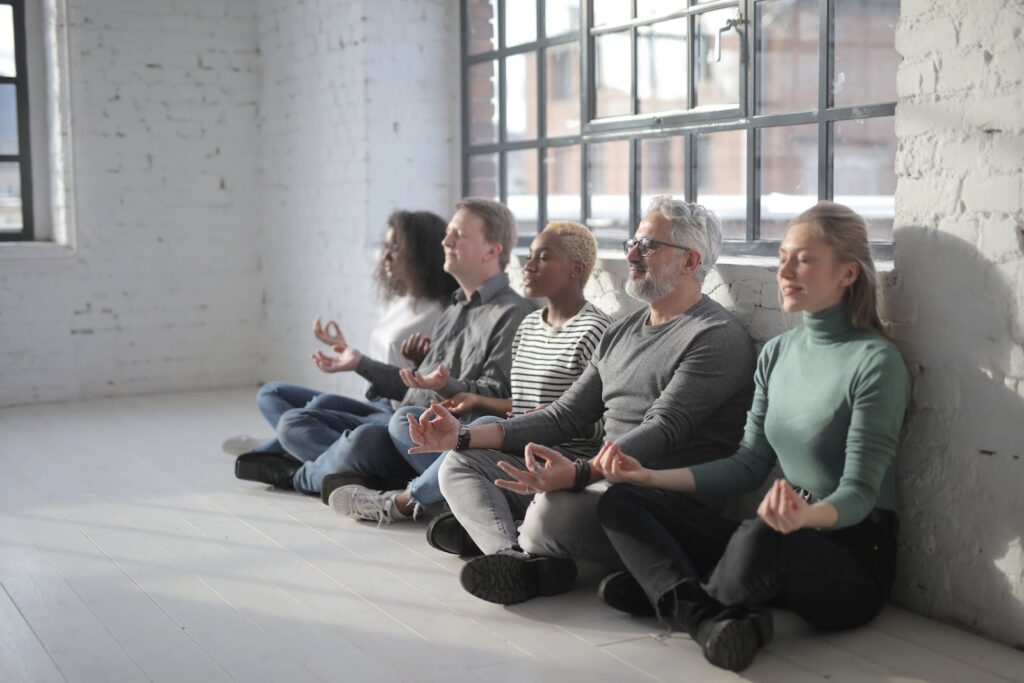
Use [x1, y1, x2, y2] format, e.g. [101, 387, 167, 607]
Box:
[375, 210, 456, 305]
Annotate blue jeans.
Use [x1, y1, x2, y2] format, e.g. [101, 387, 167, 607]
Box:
[388, 410, 505, 507]
[255, 381, 390, 454]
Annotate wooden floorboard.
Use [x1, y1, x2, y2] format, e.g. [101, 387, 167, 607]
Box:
[1, 388, 1022, 683]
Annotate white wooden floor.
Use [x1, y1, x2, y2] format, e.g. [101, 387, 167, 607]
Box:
[1, 389, 1022, 683]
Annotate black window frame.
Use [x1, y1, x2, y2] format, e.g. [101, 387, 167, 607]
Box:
[0, 0, 35, 242]
[461, 0, 896, 259]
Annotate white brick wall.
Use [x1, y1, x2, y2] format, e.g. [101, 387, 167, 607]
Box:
[255, 0, 458, 399]
[892, 0, 1024, 647]
[0, 0, 262, 406]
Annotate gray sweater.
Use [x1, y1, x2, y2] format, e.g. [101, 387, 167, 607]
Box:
[501, 296, 756, 469]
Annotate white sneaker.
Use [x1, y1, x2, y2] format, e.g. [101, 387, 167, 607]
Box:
[221, 434, 267, 456]
[328, 485, 421, 525]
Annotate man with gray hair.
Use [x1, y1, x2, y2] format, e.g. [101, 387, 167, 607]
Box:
[411, 196, 757, 605]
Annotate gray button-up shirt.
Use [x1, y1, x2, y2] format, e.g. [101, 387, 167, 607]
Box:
[355, 272, 536, 416]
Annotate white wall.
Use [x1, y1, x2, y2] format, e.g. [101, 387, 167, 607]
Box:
[0, 0, 263, 405]
[889, 0, 1024, 647]
[256, 0, 459, 400]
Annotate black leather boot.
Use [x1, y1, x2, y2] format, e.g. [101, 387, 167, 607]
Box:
[234, 452, 301, 490]
[598, 570, 655, 617]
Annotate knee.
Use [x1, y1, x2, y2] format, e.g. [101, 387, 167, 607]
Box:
[257, 381, 287, 404]
[518, 492, 573, 556]
[276, 408, 313, 445]
[388, 406, 423, 442]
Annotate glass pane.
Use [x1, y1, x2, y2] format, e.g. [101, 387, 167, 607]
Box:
[640, 137, 685, 210]
[467, 153, 500, 199]
[0, 84, 18, 155]
[696, 129, 746, 239]
[466, 0, 498, 55]
[638, 0, 684, 20]
[0, 161, 22, 232]
[506, 52, 538, 141]
[546, 0, 580, 37]
[593, 0, 631, 27]
[638, 19, 688, 113]
[595, 31, 631, 118]
[834, 116, 896, 242]
[507, 148, 539, 236]
[468, 60, 500, 145]
[694, 8, 741, 110]
[546, 145, 583, 222]
[759, 124, 818, 239]
[545, 42, 581, 136]
[0, 5, 14, 77]
[587, 140, 631, 243]
[505, 0, 537, 47]
[834, 0, 898, 106]
[756, 0, 818, 115]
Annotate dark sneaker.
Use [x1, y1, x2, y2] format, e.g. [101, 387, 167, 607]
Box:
[460, 550, 577, 605]
[426, 512, 482, 557]
[234, 452, 300, 489]
[597, 570, 655, 617]
[696, 609, 774, 672]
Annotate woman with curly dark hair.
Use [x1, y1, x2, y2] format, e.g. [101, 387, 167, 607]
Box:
[222, 209, 455, 457]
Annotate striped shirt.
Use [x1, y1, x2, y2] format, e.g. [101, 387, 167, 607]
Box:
[509, 301, 612, 457]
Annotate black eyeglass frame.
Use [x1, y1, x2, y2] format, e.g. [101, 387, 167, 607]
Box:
[622, 236, 692, 258]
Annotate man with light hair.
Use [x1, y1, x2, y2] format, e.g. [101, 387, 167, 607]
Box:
[407, 196, 757, 605]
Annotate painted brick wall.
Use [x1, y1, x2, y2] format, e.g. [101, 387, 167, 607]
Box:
[0, 0, 262, 405]
[888, 0, 1024, 647]
[255, 0, 459, 400]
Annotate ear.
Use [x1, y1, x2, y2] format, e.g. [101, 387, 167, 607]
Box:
[679, 250, 702, 277]
[485, 241, 503, 264]
[570, 260, 586, 280]
[840, 261, 860, 288]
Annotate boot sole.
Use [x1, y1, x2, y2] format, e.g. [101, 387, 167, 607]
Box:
[702, 610, 774, 672]
[460, 554, 576, 605]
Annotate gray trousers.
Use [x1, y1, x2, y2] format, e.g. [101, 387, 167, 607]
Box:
[438, 448, 623, 568]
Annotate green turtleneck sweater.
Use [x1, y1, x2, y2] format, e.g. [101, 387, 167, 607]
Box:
[689, 302, 910, 529]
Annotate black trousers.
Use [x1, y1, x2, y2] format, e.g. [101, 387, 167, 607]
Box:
[598, 484, 896, 632]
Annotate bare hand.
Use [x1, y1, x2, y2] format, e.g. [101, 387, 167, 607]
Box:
[757, 479, 809, 534]
[400, 332, 432, 366]
[494, 443, 575, 495]
[407, 401, 461, 454]
[442, 392, 479, 417]
[399, 364, 450, 392]
[592, 441, 649, 485]
[311, 346, 361, 374]
[313, 316, 347, 347]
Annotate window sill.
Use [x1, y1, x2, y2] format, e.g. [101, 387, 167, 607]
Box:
[0, 241, 77, 259]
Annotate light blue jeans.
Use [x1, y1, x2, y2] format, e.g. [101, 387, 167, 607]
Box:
[255, 381, 390, 454]
[387, 409, 504, 506]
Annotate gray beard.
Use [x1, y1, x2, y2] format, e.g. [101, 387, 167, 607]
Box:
[624, 267, 678, 303]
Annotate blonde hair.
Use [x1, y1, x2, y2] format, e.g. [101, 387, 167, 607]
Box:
[790, 201, 886, 336]
[542, 221, 598, 283]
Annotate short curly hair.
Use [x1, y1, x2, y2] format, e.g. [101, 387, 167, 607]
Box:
[646, 196, 723, 283]
[542, 221, 599, 283]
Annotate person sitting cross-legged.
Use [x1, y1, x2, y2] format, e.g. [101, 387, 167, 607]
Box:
[328, 221, 612, 525]
[409, 197, 757, 605]
[234, 199, 534, 496]
[593, 202, 910, 673]
[223, 209, 454, 459]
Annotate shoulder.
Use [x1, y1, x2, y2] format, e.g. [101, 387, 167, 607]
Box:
[686, 298, 754, 350]
[849, 333, 909, 382]
[571, 302, 614, 332]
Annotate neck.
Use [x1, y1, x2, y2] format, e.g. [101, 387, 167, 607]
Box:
[544, 287, 587, 327]
[456, 267, 501, 299]
[647, 279, 702, 325]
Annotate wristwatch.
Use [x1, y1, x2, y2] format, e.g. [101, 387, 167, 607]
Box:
[456, 426, 472, 451]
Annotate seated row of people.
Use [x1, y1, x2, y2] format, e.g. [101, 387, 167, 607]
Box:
[226, 196, 910, 673]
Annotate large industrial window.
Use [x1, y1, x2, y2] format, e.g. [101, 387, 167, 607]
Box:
[461, 0, 898, 256]
[0, 0, 34, 242]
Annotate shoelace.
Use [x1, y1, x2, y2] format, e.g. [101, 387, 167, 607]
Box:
[347, 491, 395, 527]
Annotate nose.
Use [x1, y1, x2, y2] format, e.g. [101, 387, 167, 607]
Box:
[442, 233, 454, 248]
[778, 257, 795, 280]
[626, 241, 643, 263]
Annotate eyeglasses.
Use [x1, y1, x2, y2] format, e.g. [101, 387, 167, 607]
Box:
[622, 237, 691, 258]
